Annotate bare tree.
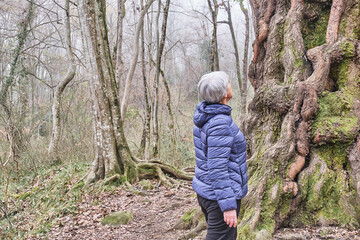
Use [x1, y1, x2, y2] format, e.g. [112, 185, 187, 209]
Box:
[239, 0, 250, 116]
[120, 0, 155, 120]
[0, 0, 35, 173]
[138, 0, 152, 161]
[152, 0, 171, 158]
[221, 1, 242, 103]
[48, 0, 76, 158]
[207, 0, 220, 71]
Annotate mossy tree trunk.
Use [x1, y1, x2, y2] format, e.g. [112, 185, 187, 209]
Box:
[239, 0, 360, 238]
[80, 0, 191, 186]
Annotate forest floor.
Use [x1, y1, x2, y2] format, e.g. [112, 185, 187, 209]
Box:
[22, 180, 360, 240]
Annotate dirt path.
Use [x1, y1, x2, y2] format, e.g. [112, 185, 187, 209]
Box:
[40, 181, 198, 240]
[30, 180, 360, 240]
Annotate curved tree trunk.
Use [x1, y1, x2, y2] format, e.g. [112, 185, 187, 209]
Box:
[239, 0, 360, 238]
[48, 0, 76, 158]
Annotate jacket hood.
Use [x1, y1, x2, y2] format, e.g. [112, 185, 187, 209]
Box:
[193, 101, 232, 128]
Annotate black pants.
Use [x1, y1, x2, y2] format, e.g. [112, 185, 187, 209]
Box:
[197, 194, 241, 240]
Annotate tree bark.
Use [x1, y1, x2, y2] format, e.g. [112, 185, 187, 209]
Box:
[207, 0, 220, 71]
[138, 0, 152, 161]
[223, 1, 242, 105]
[152, 0, 171, 158]
[48, 0, 76, 158]
[239, 0, 250, 116]
[80, 0, 189, 185]
[239, 0, 360, 238]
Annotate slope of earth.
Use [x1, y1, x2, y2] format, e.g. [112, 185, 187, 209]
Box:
[30, 180, 199, 240]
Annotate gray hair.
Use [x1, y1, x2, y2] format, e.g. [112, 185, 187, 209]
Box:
[197, 71, 230, 103]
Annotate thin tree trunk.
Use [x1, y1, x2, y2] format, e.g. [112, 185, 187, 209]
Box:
[207, 0, 219, 71]
[138, 0, 152, 160]
[114, 0, 126, 84]
[120, 0, 155, 120]
[159, 68, 177, 161]
[48, 0, 76, 158]
[152, 0, 171, 158]
[223, 1, 242, 102]
[240, 0, 250, 116]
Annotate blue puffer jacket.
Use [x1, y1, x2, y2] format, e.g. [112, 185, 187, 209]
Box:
[192, 101, 248, 212]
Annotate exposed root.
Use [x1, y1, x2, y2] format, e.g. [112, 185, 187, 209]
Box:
[283, 181, 299, 196]
[148, 160, 193, 181]
[288, 0, 297, 17]
[326, 0, 345, 44]
[103, 174, 121, 185]
[287, 155, 305, 181]
[251, 176, 267, 230]
[179, 220, 206, 240]
[155, 166, 173, 187]
[175, 209, 206, 240]
[136, 161, 193, 188]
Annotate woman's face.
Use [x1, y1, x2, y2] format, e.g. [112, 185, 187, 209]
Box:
[220, 83, 233, 105]
[226, 83, 233, 100]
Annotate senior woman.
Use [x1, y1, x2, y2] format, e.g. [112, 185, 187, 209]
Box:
[192, 71, 248, 240]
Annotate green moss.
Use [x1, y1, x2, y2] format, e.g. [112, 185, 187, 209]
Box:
[296, 150, 360, 229]
[312, 116, 359, 143]
[341, 41, 355, 58]
[256, 176, 281, 233]
[139, 179, 154, 190]
[15, 187, 40, 200]
[71, 181, 84, 191]
[302, 5, 331, 49]
[316, 144, 349, 171]
[339, 2, 360, 39]
[238, 224, 256, 240]
[317, 91, 353, 118]
[181, 208, 197, 222]
[127, 164, 137, 183]
[335, 60, 350, 89]
[312, 60, 360, 142]
[137, 165, 156, 175]
[101, 211, 133, 226]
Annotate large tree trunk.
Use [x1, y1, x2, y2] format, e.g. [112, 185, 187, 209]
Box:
[239, 0, 360, 238]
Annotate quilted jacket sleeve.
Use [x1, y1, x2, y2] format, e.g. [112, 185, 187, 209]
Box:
[207, 117, 237, 212]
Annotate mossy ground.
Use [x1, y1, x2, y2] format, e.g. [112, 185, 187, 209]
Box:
[101, 211, 133, 226]
[0, 160, 105, 239]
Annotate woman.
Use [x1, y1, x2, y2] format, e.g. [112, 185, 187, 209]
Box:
[192, 71, 248, 240]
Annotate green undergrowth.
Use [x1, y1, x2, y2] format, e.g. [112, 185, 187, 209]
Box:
[0, 160, 93, 239]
